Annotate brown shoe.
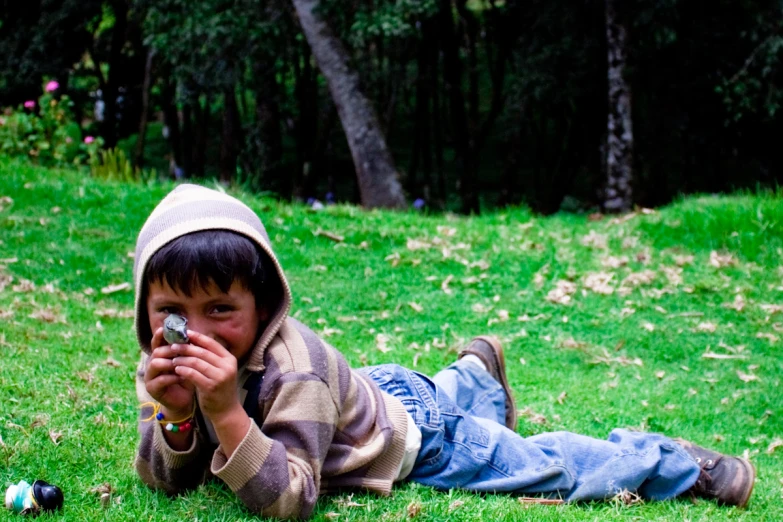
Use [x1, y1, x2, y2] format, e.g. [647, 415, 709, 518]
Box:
[458, 336, 517, 430]
[674, 438, 756, 507]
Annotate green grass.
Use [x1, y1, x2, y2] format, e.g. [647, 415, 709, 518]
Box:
[0, 157, 781, 521]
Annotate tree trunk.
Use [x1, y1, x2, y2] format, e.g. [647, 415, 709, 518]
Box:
[604, 0, 634, 211]
[291, 0, 407, 209]
[219, 83, 242, 184]
[253, 59, 283, 186]
[440, 0, 479, 214]
[133, 48, 155, 170]
[162, 76, 183, 177]
[102, 0, 129, 149]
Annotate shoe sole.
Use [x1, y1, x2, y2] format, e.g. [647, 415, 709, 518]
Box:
[471, 335, 518, 431]
[736, 458, 756, 508]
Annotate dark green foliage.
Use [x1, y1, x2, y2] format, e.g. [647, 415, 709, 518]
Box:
[1, 0, 783, 212]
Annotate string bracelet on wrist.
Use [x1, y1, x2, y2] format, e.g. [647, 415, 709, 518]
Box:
[140, 401, 196, 432]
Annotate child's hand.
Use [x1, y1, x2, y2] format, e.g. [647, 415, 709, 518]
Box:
[145, 327, 196, 417]
[170, 330, 243, 424]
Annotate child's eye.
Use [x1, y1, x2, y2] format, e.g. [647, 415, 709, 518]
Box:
[211, 305, 234, 314]
[158, 306, 181, 314]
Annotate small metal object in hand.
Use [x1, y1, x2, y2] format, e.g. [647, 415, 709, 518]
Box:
[163, 314, 189, 344]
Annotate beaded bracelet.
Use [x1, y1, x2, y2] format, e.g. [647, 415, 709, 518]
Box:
[140, 402, 196, 433]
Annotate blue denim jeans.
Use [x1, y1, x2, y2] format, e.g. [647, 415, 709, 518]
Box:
[360, 361, 701, 501]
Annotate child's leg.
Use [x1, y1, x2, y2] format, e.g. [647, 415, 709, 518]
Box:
[431, 359, 506, 426]
[361, 363, 701, 501]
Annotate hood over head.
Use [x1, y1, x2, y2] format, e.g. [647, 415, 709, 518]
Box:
[133, 184, 292, 371]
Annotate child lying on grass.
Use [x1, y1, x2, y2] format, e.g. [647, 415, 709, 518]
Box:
[133, 184, 755, 519]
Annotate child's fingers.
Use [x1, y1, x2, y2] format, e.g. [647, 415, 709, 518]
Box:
[170, 343, 223, 368]
[173, 364, 213, 391]
[145, 373, 182, 397]
[150, 327, 167, 350]
[145, 355, 176, 381]
[185, 330, 232, 358]
[172, 355, 224, 381]
[150, 345, 177, 360]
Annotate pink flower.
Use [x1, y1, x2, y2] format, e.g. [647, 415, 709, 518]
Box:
[45, 81, 59, 92]
[83, 136, 95, 144]
[24, 100, 35, 109]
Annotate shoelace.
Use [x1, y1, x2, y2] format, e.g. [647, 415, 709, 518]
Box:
[692, 455, 722, 492]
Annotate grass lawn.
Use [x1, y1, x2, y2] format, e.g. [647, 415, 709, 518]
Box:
[0, 157, 781, 521]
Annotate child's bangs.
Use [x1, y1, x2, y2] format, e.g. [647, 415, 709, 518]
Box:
[145, 230, 261, 297]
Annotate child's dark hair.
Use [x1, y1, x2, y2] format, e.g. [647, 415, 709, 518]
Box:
[144, 230, 281, 310]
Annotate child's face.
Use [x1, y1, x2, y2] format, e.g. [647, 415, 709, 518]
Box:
[146, 278, 268, 363]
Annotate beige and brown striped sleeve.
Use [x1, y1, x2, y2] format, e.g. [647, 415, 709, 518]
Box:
[210, 372, 339, 519]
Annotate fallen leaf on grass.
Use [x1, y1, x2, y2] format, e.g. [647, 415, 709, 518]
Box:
[641, 322, 655, 332]
[441, 275, 454, 295]
[622, 270, 657, 287]
[723, 295, 746, 312]
[533, 264, 550, 289]
[655, 371, 666, 379]
[602, 256, 629, 269]
[408, 302, 424, 313]
[518, 497, 564, 505]
[104, 357, 122, 368]
[702, 351, 748, 360]
[0, 310, 13, 319]
[560, 338, 588, 350]
[385, 252, 401, 266]
[611, 489, 643, 506]
[584, 272, 614, 295]
[737, 370, 760, 383]
[581, 230, 608, 249]
[756, 332, 779, 344]
[590, 348, 643, 367]
[0, 274, 12, 292]
[546, 280, 576, 304]
[49, 430, 63, 445]
[322, 327, 343, 337]
[29, 307, 65, 323]
[333, 494, 366, 508]
[0, 196, 13, 211]
[407, 501, 422, 518]
[12, 279, 35, 292]
[448, 500, 465, 511]
[709, 251, 738, 268]
[517, 407, 549, 425]
[376, 334, 392, 353]
[556, 392, 567, 405]
[767, 439, 783, 455]
[94, 308, 134, 319]
[662, 266, 683, 286]
[761, 304, 783, 315]
[407, 238, 431, 251]
[696, 322, 718, 333]
[314, 229, 344, 242]
[673, 254, 695, 266]
[101, 282, 131, 294]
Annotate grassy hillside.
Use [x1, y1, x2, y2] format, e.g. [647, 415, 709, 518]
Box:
[0, 158, 781, 521]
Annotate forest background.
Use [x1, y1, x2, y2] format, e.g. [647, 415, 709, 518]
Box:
[1, 0, 782, 213]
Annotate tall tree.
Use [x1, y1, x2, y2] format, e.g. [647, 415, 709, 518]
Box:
[603, 0, 634, 211]
[290, 0, 407, 209]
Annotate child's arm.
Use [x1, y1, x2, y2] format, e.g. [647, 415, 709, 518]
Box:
[210, 372, 338, 519]
[171, 331, 339, 519]
[133, 332, 212, 493]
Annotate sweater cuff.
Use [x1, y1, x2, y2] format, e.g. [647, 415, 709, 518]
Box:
[211, 422, 273, 491]
[152, 420, 200, 469]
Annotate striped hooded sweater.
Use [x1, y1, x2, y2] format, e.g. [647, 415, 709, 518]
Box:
[133, 184, 408, 519]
